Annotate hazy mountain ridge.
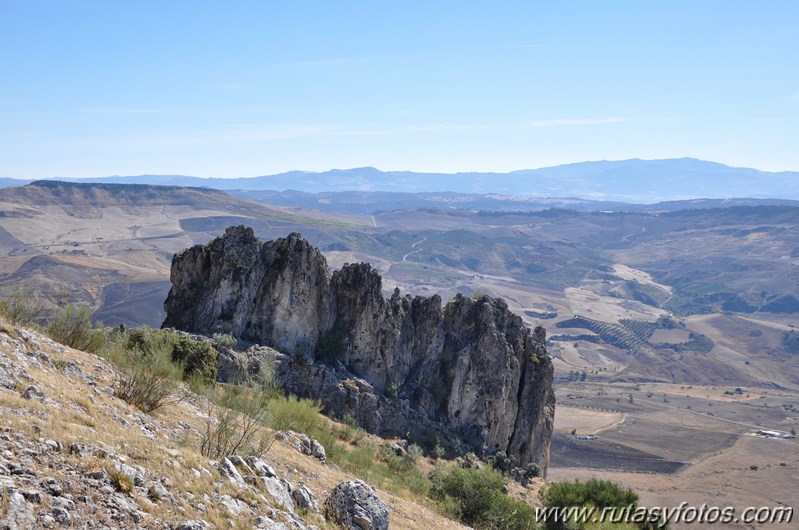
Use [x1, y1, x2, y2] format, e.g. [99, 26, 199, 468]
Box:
[3, 158, 799, 203]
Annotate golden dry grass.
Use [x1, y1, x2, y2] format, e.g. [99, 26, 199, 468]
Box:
[0, 321, 469, 529]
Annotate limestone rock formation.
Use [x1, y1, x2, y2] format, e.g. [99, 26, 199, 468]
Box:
[163, 226, 555, 472]
[324, 480, 389, 530]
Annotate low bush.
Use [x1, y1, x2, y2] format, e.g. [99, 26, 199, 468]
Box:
[0, 290, 46, 327]
[109, 341, 184, 413]
[406, 443, 424, 463]
[544, 478, 638, 513]
[315, 328, 347, 363]
[335, 415, 367, 444]
[783, 330, 799, 354]
[543, 478, 652, 530]
[108, 467, 134, 495]
[200, 382, 275, 459]
[268, 395, 323, 434]
[46, 304, 105, 352]
[172, 335, 218, 382]
[125, 327, 177, 356]
[430, 466, 535, 530]
[123, 327, 218, 383]
[327, 437, 429, 498]
[213, 332, 237, 348]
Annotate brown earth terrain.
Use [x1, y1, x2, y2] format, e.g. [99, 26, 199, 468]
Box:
[1, 181, 799, 527]
[551, 381, 799, 529]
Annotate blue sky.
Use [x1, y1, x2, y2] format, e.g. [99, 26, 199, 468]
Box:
[1, 1, 798, 178]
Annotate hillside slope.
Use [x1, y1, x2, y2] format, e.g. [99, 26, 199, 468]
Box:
[0, 181, 370, 326]
[0, 319, 468, 529]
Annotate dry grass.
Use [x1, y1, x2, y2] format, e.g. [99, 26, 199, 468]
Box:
[0, 324, 471, 529]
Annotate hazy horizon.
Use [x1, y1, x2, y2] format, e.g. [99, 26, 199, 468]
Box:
[3, 156, 798, 183]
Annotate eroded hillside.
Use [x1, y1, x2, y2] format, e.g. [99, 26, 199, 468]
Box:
[0, 319, 474, 529]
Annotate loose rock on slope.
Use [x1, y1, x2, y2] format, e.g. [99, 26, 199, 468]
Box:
[324, 480, 389, 530]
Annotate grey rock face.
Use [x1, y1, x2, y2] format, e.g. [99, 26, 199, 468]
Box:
[163, 228, 335, 356]
[177, 521, 211, 530]
[164, 227, 555, 471]
[52, 506, 72, 526]
[277, 431, 327, 463]
[217, 457, 247, 488]
[324, 480, 388, 530]
[260, 476, 295, 512]
[3, 489, 36, 530]
[292, 485, 320, 513]
[246, 456, 277, 478]
[21, 386, 44, 400]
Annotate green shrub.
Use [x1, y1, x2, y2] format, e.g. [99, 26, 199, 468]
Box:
[0, 290, 46, 327]
[201, 382, 275, 459]
[110, 342, 184, 413]
[172, 336, 217, 382]
[490, 450, 515, 474]
[123, 327, 218, 383]
[783, 331, 799, 354]
[315, 328, 347, 363]
[379, 445, 414, 474]
[471, 288, 490, 299]
[406, 443, 424, 463]
[46, 304, 105, 352]
[213, 332, 237, 348]
[125, 327, 177, 357]
[523, 462, 540, 479]
[414, 426, 441, 452]
[328, 438, 429, 498]
[480, 492, 537, 530]
[256, 352, 279, 394]
[544, 478, 637, 511]
[307, 422, 341, 462]
[336, 415, 367, 444]
[543, 478, 642, 530]
[430, 466, 535, 530]
[268, 395, 322, 435]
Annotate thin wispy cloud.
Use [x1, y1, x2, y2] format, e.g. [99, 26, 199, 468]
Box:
[526, 118, 627, 127]
[791, 94, 799, 101]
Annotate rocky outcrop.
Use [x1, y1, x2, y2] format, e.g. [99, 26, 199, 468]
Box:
[163, 226, 555, 472]
[324, 480, 389, 530]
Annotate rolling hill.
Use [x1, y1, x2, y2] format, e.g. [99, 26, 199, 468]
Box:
[1, 180, 798, 388]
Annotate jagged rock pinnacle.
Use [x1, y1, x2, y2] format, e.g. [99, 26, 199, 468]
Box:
[163, 226, 555, 472]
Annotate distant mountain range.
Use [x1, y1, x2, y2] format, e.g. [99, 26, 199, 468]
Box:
[3, 158, 799, 203]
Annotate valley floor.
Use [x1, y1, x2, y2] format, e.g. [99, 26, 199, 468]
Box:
[550, 382, 799, 529]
